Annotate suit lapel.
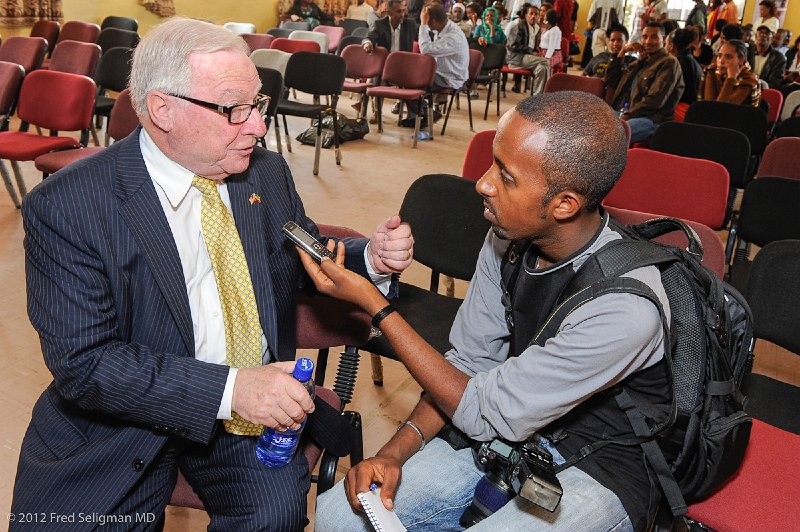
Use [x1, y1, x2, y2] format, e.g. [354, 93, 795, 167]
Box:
[114, 131, 195, 355]
[227, 174, 279, 358]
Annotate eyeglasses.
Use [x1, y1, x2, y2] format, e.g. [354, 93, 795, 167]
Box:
[169, 93, 270, 124]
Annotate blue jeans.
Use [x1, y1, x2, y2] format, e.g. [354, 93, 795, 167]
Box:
[627, 117, 658, 143]
[314, 438, 633, 532]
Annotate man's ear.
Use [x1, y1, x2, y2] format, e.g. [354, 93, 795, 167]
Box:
[551, 190, 585, 221]
[146, 91, 174, 133]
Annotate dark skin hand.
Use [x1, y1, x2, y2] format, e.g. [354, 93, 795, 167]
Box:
[297, 240, 470, 510]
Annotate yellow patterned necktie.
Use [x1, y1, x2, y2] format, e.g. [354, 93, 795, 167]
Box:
[193, 176, 264, 436]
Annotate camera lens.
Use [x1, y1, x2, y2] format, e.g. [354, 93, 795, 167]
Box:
[459, 475, 516, 527]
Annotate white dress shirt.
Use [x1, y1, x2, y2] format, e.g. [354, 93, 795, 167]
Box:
[418, 20, 470, 89]
[539, 26, 562, 58]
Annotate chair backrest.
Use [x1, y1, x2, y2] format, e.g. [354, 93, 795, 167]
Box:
[96, 27, 139, 54]
[650, 121, 752, 189]
[241, 33, 275, 52]
[757, 137, 800, 179]
[255, 66, 283, 119]
[284, 51, 346, 96]
[266, 27, 294, 39]
[603, 148, 730, 229]
[314, 25, 345, 53]
[289, 30, 328, 53]
[543, 73, 605, 98]
[476, 43, 506, 71]
[736, 176, 800, 248]
[107, 88, 139, 141]
[745, 240, 800, 354]
[381, 51, 436, 90]
[0, 61, 25, 127]
[94, 47, 134, 92]
[271, 37, 321, 54]
[336, 35, 363, 55]
[773, 116, 800, 138]
[779, 90, 800, 122]
[49, 40, 101, 77]
[466, 49, 484, 82]
[224, 22, 257, 35]
[685, 100, 769, 156]
[398, 174, 490, 280]
[17, 70, 96, 131]
[281, 21, 311, 31]
[340, 18, 369, 35]
[604, 206, 726, 279]
[461, 129, 495, 181]
[0, 36, 47, 73]
[761, 88, 783, 125]
[340, 44, 387, 79]
[351, 27, 370, 39]
[101, 16, 139, 32]
[57, 20, 101, 45]
[30, 20, 59, 54]
[250, 48, 292, 76]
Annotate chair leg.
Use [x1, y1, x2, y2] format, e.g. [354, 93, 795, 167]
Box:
[0, 160, 21, 208]
[274, 119, 283, 154]
[440, 91, 456, 136]
[11, 161, 27, 198]
[313, 115, 322, 176]
[283, 114, 292, 153]
[332, 101, 342, 166]
[412, 98, 421, 148]
[466, 89, 474, 131]
[496, 77, 501, 116]
[314, 347, 330, 386]
[370, 353, 384, 386]
[377, 97, 384, 133]
[484, 81, 492, 120]
[343, 410, 364, 466]
[90, 123, 101, 147]
[427, 94, 434, 140]
[397, 100, 404, 126]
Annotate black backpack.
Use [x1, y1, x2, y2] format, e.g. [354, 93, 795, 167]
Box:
[501, 217, 754, 519]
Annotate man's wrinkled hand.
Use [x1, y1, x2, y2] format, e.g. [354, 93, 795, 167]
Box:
[231, 362, 315, 431]
[368, 215, 414, 274]
[344, 456, 403, 512]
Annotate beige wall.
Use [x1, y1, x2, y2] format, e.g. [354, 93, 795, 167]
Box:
[2, 0, 280, 37]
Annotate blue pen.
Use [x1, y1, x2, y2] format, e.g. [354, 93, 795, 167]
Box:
[370, 483, 377, 491]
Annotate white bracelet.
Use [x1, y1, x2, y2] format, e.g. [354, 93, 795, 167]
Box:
[398, 420, 426, 453]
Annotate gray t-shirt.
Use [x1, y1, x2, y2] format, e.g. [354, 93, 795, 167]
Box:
[447, 220, 670, 442]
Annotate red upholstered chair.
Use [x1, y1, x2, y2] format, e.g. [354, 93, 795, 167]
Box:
[366, 51, 436, 148]
[756, 137, 800, 179]
[761, 87, 783, 128]
[439, 49, 484, 135]
[543, 72, 605, 98]
[500, 64, 533, 96]
[412, 41, 420, 53]
[0, 61, 24, 132]
[56, 20, 101, 45]
[461, 129, 495, 181]
[688, 240, 800, 530]
[604, 206, 726, 279]
[0, 70, 95, 207]
[34, 88, 139, 177]
[270, 37, 320, 54]
[30, 20, 59, 57]
[340, 44, 388, 120]
[313, 25, 345, 53]
[288, 30, 327, 53]
[672, 101, 689, 122]
[48, 40, 101, 77]
[603, 148, 730, 230]
[0, 36, 47, 73]
[241, 33, 275, 52]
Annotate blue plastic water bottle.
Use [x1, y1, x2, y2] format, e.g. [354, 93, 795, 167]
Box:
[255, 358, 316, 467]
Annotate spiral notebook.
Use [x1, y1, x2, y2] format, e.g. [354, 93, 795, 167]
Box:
[356, 488, 407, 532]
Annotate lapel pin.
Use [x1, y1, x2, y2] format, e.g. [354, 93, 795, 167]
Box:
[249, 193, 262, 205]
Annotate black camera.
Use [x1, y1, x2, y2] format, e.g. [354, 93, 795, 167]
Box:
[459, 439, 564, 527]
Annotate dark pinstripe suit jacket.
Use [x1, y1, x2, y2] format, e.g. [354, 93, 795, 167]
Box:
[11, 130, 368, 520]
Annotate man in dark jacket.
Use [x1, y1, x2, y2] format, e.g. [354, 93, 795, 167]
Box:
[362, 0, 416, 53]
[752, 24, 786, 88]
[606, 22, 684, 143]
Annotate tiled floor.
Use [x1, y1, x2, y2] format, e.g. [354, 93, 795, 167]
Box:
[1, 82, 798, 532]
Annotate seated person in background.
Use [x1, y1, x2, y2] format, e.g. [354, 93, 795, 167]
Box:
[451, 2, 474, 37]
[753, 24, 787, 88]
[507, 4, 549, 94]
[287, 0, 332, 28]
[782, 35, 800, 95]
[9, 17, 414, 530]
[587, 0, 624, 57]
[713, 22, 743, 55]
[670, 28, 703, 106]
[312, 91, 671, 532]
[702, 39, 761, 106]
[689, 24, 714, 66]
[539, 8, 564, 71]
[583, 24, 629, 77]
[362, 0, 416, 53]
[773, 28, 791, 56]
[606, 22, 684, 143]
[347, 0, 376, 22]
[753, 0, 780, 35]
[474, 6, 508, 45]
[465, 2, 483, 37]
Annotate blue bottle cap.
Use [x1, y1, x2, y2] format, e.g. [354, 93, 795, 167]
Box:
[292, 357, 315, 382]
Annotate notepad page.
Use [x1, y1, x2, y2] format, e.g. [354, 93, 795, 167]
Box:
[356, 488, 407, 532]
